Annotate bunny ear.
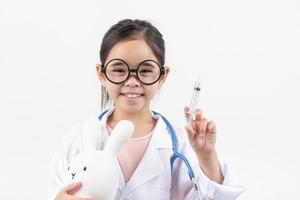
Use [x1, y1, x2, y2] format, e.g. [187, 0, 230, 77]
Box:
[80, 117, 101, 151]
[104, 120, 134, 155]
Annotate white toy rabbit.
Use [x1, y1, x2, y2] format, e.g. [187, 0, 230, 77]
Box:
[63, 119, 134, 200]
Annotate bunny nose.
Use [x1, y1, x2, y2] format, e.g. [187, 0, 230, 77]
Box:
[71, 173, 76, 180]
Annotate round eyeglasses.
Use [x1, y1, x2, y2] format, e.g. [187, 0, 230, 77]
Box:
[101, 58, 165, 85]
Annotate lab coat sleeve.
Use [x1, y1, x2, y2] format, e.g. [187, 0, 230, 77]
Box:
[48, 126, 82, 200]
[172, 128, 245, 200]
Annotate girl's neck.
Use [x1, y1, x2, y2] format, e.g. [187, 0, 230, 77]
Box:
[107, 107, 156, 138]
[109, 108, 153, 124]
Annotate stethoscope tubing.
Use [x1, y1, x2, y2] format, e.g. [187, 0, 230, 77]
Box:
[98, 110, 202, 199]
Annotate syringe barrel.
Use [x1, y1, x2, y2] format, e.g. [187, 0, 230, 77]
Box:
[188, 79, 201, 124]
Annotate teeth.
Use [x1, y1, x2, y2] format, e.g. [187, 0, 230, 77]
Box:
[123, 93, 142, 98]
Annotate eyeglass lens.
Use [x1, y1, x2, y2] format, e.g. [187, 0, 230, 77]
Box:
[105, 59, 161, 84]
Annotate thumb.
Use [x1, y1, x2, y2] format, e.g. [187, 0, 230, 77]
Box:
[185, 125, 196, 139]
[64, 182, 82, 195]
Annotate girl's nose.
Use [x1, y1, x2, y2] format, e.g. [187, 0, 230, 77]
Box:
[124, 74, 141, 87]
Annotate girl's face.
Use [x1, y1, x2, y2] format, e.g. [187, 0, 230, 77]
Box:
[96, 39, 169, 114]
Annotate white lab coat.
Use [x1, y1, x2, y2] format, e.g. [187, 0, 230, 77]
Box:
[48, 109, 245, 200]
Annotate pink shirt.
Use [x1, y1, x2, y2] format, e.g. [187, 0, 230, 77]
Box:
[106, 124, 153, 182]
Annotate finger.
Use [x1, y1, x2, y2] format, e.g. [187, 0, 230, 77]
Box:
[192, 119, 198, 131]
[194, 122, 205, 146]
[184, 106, 190, 122]
[184, 106, 190, 113]
[64, 182, 82, 195]
[207, 121, 217, 134]
[212, 126, 217, 134]
[194, 109, 203, 121]
[199, 118, 208, 136]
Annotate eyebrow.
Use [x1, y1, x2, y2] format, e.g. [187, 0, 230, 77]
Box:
[107, 59, 159, 68]
[110, 61, 126, 67]
[140, 62, 156, 68]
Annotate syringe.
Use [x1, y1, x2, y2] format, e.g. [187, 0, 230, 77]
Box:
[188, 77, 202, 124]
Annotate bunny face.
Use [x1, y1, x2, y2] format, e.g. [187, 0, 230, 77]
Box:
[64, 150, 119, 200]
[63, 120, 134, 199]
[65, 150, 104, 182]
[67, 152, 96, 181]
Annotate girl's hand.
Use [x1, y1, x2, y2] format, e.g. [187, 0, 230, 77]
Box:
[55, 182, 95, 200]
[184, 106, 224, 183]
[184, 106, 217, 156]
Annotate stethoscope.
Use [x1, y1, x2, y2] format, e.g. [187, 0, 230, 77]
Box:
[98, 110, 203, 199]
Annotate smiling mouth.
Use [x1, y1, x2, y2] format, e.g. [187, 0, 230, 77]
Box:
[121, 93, 144, 98]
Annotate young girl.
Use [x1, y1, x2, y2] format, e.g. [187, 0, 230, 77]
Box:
[49, 19, 244, 200]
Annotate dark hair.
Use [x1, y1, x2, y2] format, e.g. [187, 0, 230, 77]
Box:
[100, 19, 165, 66]
[99, 19, 165, 110]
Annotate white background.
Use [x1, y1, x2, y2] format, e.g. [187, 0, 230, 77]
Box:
[1, 0, 299, 199]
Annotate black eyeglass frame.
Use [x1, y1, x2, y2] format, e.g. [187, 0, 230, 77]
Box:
[101, 58, 165, 85]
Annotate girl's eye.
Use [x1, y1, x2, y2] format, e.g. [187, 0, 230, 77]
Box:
[83, 166, 87, 171]
[140, 69, 153, 73]
[113, 69, 126, 73]
[113, 68, 125, 73]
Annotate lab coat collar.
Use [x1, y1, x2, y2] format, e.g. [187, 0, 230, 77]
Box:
[98, 108, 173, 194]
[98, 108, 173, 149]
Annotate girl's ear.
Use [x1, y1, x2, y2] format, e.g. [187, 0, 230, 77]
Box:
[96, 64, 106, 86]
[158, 65, 170, 89]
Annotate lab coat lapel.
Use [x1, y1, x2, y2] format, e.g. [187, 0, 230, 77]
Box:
[122, 116, 173, 194]
[126, 140, 163, 190]
[99, 110, 173, 195]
